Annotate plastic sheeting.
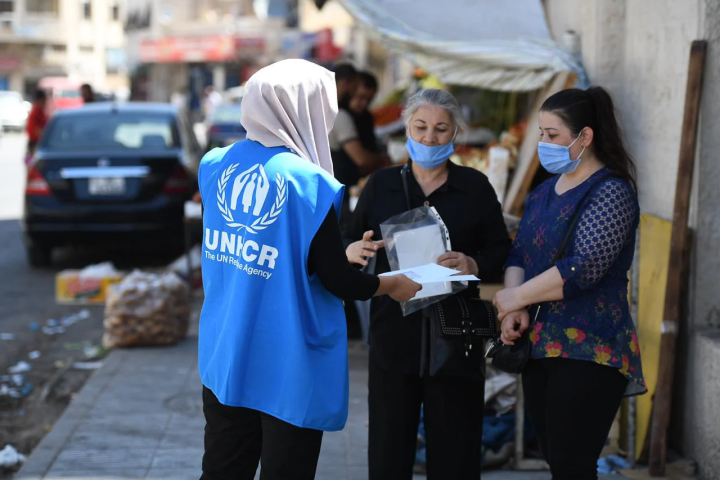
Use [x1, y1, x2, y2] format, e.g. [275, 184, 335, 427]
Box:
[338, 0, 583, 91]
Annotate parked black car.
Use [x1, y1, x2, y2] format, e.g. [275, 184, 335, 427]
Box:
[205, 103, 246, 151]
[23, 103, 202, 267]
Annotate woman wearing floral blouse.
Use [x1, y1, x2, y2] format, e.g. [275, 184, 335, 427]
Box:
[493, 86, 646, 480]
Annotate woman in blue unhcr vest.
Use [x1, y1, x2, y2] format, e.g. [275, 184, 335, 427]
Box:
[197, 59, 422, 480]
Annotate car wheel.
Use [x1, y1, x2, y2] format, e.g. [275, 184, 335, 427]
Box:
[26, 241, 53, 268]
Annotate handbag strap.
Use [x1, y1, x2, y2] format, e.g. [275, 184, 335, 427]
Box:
[400, 163, 412, 211]
[553, 171, 609, 261]
[529, 171, 610, 322]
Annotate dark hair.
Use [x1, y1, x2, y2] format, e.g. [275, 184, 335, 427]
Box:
[358, 71, 378, 91]
[332, 62, 358, 83]
[81, 83, 92, 91]
[541, 86, 637, 191]
[34, 90, 47, 101]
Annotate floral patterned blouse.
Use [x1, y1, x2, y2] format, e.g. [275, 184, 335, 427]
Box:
[506, 168, 646, 396]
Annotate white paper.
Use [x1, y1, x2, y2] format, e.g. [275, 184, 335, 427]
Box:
[392, 226, 452, 298]
[379, 263, 457, 278]
[393, 225, 447, 269]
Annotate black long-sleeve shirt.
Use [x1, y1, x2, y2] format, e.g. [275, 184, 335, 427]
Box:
[344, 161, 511, 374]
[309, 207, 379, 301]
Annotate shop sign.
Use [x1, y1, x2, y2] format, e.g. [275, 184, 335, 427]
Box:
[0, 56, 21, 71]
[140, 36, 265, 64]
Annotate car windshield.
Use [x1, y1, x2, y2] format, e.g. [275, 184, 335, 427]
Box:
[43, 112, 180, 151]
[58, 89, 81, 98]
[210, 105, 242, 125]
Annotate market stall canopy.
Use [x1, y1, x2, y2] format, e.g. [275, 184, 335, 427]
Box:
[337, 0, 583, 92]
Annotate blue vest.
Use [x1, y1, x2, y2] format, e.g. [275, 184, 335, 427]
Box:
[198, 140, 347, 431]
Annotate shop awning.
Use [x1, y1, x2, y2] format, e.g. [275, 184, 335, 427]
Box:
[337, 0, 583, 91]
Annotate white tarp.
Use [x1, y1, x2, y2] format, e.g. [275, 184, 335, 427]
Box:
[338, 0, 583, 92]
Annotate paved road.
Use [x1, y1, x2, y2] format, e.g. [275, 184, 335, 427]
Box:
[0, 132, 186, 465]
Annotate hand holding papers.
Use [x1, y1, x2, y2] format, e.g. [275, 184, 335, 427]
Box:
[379, 263, 480, 285]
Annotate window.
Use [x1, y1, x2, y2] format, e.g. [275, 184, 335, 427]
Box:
[82, 0, 92, 20]
[0, 1, 14, 14]
[80, 45, 94, 53]
[26, 0, 59, 13]
[111, 2, 119, 21]
[44, 113, 180, 151]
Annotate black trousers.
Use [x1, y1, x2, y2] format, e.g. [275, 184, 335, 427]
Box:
[201, 386, 323, 480]
[368, 360, 485, 480]
[522, 358, 628, 480]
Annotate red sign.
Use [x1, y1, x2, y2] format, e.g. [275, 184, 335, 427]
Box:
[140, 36, 265, 64]
[0, 56, 21, 71]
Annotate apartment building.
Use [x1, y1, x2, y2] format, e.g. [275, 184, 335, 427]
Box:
[0, 0, 127, 97]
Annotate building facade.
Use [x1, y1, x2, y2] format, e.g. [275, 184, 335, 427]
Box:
[123, 0, 305, 107]
[546, 1, 720, 477]
[0, 0, 127, 96]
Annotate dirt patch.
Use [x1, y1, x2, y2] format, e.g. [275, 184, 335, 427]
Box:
[0, 311, 106, 479]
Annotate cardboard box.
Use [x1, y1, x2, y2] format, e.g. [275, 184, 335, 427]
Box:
[56, 270, 125, 305]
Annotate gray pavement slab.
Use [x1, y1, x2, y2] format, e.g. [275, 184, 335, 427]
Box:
[15, 336, 620, 480]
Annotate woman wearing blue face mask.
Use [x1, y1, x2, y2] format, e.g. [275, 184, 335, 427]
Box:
[493, 87, 646, 480]
[344, 89, 511, 479]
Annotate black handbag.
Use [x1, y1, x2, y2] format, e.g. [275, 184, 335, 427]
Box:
[400, 165, 497, 378]
[485, 175, 605, 374]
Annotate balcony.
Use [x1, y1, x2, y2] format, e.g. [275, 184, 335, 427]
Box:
[0, 13, 64, 43]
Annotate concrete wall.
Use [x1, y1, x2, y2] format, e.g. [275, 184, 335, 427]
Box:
[546, 1, 720, 477]
[546, 0, 701, 221]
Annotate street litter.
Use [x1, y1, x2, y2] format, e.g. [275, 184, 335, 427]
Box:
[28, 351, 41, 360]
[82, 345, 106, 359]
[0, 445, 26, 468]
[0, 333, 14, 340]
[61, 309, 91, 326]
[598, 455, 631, 475]
[103, 270, 190, 348]
[29, 322, 40, 332]
[42, 326, 66, 336]
[8, 361, 31, 374]
[72, 362, 103, 370]
[56, 262, 124, 305]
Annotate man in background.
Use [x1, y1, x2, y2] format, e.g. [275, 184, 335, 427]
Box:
[333, 62, 358, 104]
[80, 84, 95, 103]
[347, 71, 386, 163]
[329, 68, 390, 230]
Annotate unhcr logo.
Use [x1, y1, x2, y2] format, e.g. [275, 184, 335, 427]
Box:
[217, 163, 287, 234]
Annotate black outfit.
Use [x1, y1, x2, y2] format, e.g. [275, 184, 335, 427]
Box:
[332, 103, 383, 337]
[202, 387, 323, 480]
[202, 208, 378, 480]
[332, 104, 381, 229]
[522, 358, 628, 480]
[345, 161, 511, 479]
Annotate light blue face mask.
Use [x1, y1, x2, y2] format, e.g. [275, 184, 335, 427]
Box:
[406, 135, 456, 170]
[537, 129, 586, 175]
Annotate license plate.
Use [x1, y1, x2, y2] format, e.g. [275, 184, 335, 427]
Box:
[89, 177, 126, 195]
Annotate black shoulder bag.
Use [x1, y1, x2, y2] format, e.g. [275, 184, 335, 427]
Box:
[485, 176, 604, 374]
[400, 165, 497, 378]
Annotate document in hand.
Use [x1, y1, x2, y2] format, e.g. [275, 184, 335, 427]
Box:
[379, 263, 480, 285]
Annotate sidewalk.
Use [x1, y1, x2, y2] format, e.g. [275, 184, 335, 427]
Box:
[14, 335, 590, 480]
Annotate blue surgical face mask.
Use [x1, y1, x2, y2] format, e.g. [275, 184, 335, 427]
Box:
[537, 130, 586, 175]
[406, 135, 455, 170]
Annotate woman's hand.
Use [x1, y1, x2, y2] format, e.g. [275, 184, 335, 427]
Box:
[499, 309, 530, 346]
[376, 274, 423, 302]
[437, 252, 478, 276]
[346, 230, 385, 267]
[493, 287, 528, 321]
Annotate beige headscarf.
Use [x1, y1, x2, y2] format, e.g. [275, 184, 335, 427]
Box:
[241, 59, 338, 175]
